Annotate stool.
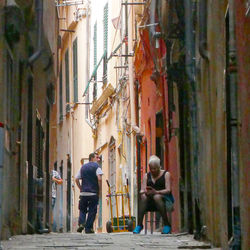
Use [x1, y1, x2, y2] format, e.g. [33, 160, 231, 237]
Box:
[144, 209, 172, 234]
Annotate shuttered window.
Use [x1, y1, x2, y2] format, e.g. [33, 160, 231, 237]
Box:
[65, 49, 70, 112]
[93, 22, 97, 99]
[103, 3, 108, 85]
[59, 64, 63, 121]
[73, 38, 78, 103]
[103, 3, 108, 52]
[94, 22, 97, 67]
[36, 117, 44, 178]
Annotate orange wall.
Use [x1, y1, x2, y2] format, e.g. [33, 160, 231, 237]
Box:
[134, 33, 180, 232]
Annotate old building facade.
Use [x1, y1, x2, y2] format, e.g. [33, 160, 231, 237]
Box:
[0, 0, 58, 238]
[54, 0, 94, 232]
[0, 1, 249, 249]
[86, 0, 138, 232]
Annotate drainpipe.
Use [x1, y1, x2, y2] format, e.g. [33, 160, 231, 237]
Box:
[228, 1, 241, 248]
[149, 0, 157, 44]
[126, 0, 137, 214]
[149, 0, 159, 69]
[28, 0, 43, 65]
[185, 0, 201, 236]
[199, 0, 209, 60]
[125, 0, 128, 64]
[184, 0, 195, 83]
[85, 3, 90, 120]
[0, 1, 5, 240]
[0, 123, 3, 241]
[136, 135, 142, 222]
[84, 4, 95, 129]
[150, 0, 169, 166]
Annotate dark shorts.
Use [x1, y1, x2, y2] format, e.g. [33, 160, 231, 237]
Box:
[146, 194, 174, 212]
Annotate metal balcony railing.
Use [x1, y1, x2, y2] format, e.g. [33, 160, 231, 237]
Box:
[55, 0, 85, 7]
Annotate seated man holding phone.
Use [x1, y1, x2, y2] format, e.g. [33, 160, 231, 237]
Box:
[133, 155, 173, 234]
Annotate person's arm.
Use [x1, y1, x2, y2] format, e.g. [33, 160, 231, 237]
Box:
[97, 174, 102, 197]
[96, 167, 103, 197]
[52, 176, 63, 185]
[75, 178, 81, 190]
[75, 169, 82, 190]
[140, 173, 147, 195]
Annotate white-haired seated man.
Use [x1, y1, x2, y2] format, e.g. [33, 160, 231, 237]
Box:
[133, 155, 174, 234]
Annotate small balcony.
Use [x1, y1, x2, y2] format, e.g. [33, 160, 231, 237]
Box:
[90, 83, 115, 115]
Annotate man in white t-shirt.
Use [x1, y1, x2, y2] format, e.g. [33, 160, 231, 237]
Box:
[75, 153, 103, 233]
[51, 165, 63, 232]
[51, 168, 63, 209]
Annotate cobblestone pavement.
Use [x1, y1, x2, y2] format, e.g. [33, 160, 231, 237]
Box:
[1, 232, 221, 250]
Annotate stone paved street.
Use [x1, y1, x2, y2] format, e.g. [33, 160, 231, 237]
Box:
[0, 232, 221, 250]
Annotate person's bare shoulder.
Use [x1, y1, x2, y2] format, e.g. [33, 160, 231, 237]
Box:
[165, 171, 171, 179]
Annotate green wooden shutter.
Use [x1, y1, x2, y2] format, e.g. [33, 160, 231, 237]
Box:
[94, 22, 97, 67]
[73, 38, 78, 103]
[103, 3, 108, 85]
[103, 3, 108, 52]
[93, 22, 97, 99]
[65, 49, 70, 112]
[59, 64, 63, 121]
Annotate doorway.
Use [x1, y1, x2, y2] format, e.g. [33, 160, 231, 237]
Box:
[155, 111, 164, 229]
[178, 84, 193, 233]
[156, 111, 164, 168]
[225, 10, 241, 247]
[27, 77, 34, 231]
[66, 155, 71, 231]
[225, 11, 233, 240]
[108, 137, 116, 219]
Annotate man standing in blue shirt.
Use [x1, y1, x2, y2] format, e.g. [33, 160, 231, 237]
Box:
[75, 153, 103, 233]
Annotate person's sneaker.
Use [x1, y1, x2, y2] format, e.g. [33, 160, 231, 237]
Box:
[161, 225, 171, 234]
[85, 228, 95, 234]
[77, 224, 85, 233]
[133, 225, 143, 234]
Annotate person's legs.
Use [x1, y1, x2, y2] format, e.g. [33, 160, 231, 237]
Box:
[133, 194, 149, 234]
[153, 194, 171, 234]
[153, 194, 170, 226]
[51, 197, 57, 232]
[137, 195, 148, 226]
[78, 196, 88, 232]
[78, 196, 88, 225]
[79, 210, 87, 225]
[52, 197, 56, 210]
[85, 195, 98, 233]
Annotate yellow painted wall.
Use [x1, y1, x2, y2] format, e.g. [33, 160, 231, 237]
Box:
[90, 0, 138, 232]
[56, 3, 93, 232]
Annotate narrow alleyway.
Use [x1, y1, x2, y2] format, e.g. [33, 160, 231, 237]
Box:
[0, 1, 249, 249]
[1, 232, 219, 250]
